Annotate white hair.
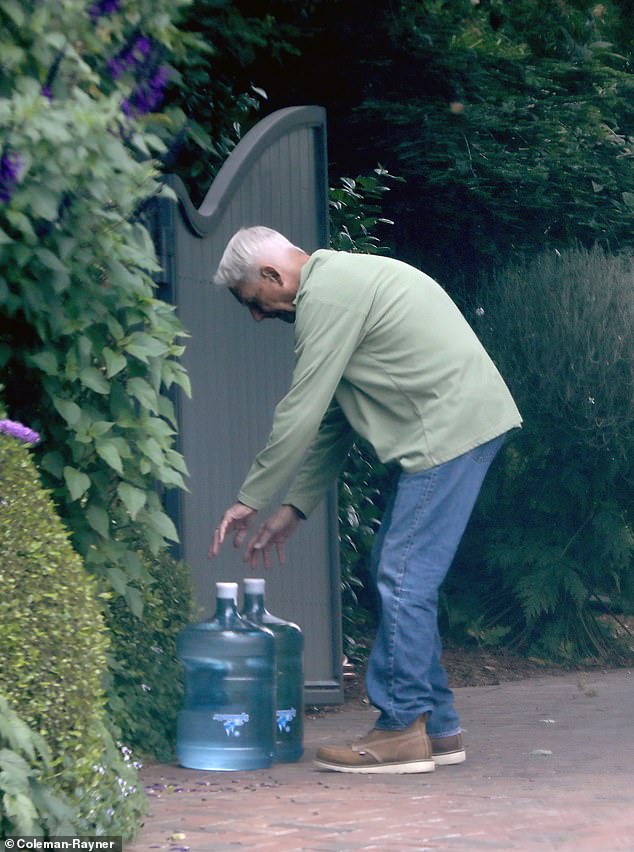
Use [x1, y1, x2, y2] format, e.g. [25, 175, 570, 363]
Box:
[213, 226, 301, 288]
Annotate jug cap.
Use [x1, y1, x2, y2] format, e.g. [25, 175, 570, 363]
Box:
[216, 581, 238, 601]
[243, 577, 265, 595]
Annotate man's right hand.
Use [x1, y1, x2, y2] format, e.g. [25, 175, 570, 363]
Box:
[209, 502, 257, 558]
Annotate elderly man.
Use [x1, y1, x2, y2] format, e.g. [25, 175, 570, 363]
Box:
[210, 226, 521, 774]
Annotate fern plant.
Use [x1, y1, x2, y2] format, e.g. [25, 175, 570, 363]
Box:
[449, 247, 634, 662]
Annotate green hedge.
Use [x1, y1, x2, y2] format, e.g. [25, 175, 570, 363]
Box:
[0, 429, 146, 836]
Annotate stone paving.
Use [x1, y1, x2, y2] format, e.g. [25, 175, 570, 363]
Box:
[126, 669, 634, 851]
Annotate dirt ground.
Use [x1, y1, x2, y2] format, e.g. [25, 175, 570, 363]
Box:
[337, 615, 634, 710]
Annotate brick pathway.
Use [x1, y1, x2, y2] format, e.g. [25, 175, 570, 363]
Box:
[126, 670, 634, 851]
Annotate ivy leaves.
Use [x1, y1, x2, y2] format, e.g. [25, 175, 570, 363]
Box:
[0, 0, 192, 616]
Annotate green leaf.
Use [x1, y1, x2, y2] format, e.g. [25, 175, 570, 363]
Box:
[117, 482, 146, 519]
[0, 0, 26, 27]
[29, 188, 59, 221]
[63, 466, 91, 501]
[124, 332, 169, 363]
[95, 439, 123, 474]
[125, 585, 144, 618]
[35, 247, 67, 273]
[138, 437, 164, 466]
[127, 377, 159, 413]
[52, 397, 81, 426]
[0, 227, 13, 245]
[79, 366, 110, 395]
[40, 451, 64, 479]
[107, 566, 129, 597]
[30, 350, 58, 375]
[622, 191, 634, 210]
[86, 505, 110, 538]
[147, 508, 179, 542]
[103, 348, 127, 378]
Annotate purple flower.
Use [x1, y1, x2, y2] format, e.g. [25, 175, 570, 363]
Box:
[107, 33, 154, 80]
[0, 150, 25, 204]
[122, 65, 170, 117]
[41, 85, 53, 101]
[0, 419, 41, 445]
[88, 0, 120, 20]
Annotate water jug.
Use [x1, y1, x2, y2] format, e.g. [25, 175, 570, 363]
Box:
[176, 581, 275, 770]
[241, 577, 304, 762]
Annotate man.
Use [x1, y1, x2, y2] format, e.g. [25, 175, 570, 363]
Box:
[209, 226, 522, 774]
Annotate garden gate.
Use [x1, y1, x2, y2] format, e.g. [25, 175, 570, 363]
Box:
[152, 106, 343, 704]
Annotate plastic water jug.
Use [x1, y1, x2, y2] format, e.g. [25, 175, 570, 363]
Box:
[176, 582, 275, 770]
[241, 577, 304, 762]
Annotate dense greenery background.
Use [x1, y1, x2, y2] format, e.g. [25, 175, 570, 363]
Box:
[2, 0, 634, 834]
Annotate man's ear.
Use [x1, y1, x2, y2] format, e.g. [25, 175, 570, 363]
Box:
[260, 265, 282, 284]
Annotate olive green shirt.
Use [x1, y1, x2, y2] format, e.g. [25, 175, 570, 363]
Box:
[238, 250, 522, 516]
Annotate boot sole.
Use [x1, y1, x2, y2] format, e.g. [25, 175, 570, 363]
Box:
[433, 750, 466, 766]
[313, 758, 435, 774]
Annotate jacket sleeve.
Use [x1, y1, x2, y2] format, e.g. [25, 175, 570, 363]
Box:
[282, 397, 355, 517]
[237, 295, 366, 510]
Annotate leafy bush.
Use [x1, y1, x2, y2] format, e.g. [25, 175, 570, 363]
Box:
[0, 695, 74, 836]
[0, 0, 191, 616]
[329, 167, 402, 657]
[0, 429, 146, 835]
[449, 246, 634, 661]
[105, 544, 193, 761]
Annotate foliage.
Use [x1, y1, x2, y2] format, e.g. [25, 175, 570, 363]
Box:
[166, 0, 321, 202]
[0, 430, 146, 835]
[0, 695, 75, 837]
[448, 246, 634, 661]
[239, 0, 634, 283]
[329, 167, 404, 256]
[105, 543, 193, 761]
[357, 0, 634, 278]
[0, 0, 192, 615]
[330, 167, 402, 656]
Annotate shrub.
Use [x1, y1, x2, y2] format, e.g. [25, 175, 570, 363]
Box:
[0, 428, 146, 835]
[105, 544, 193, 761]
[0, 0, 191, 616]
[449, 246, 634, 661]
[0, 695, 74, 836]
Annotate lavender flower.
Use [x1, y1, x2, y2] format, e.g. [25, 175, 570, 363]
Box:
[41, 85, 53, 101]
[0, 151, 25, 204]
[88, 0, 120, 21]
[0, 419, 41, 445]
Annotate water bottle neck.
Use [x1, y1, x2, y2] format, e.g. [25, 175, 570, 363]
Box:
[215, 596, 239, 624]
[243, 593, 266, 620]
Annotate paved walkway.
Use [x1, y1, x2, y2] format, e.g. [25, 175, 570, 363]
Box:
[126, 669, 634, 851]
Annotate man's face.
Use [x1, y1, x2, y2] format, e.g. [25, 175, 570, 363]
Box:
[230, 268, 296, 323]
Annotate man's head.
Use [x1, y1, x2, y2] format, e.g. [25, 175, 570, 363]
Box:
[214, 226, 310, 323]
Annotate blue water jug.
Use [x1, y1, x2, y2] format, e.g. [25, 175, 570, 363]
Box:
[176, 582, 275, 770]
[241, 578, 304, 762]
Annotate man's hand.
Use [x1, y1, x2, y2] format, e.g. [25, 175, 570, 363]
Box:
[209, 502, 257, 558]
[243, 504, 302, 569]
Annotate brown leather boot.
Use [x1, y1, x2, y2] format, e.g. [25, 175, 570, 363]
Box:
[314, 714, 435, 774]
[431, 732, 466, 765]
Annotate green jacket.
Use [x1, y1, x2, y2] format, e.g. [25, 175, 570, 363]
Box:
[238, 250, 522, 516]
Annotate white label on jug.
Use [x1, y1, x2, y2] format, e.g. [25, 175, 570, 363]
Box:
[213, 712, 250, 737]
[276, 707, 296, 733]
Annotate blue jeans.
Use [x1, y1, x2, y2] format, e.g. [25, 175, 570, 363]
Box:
[366, 435, 506, 735]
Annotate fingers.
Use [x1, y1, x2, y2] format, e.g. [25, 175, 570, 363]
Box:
[208, 503, 256, 559]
